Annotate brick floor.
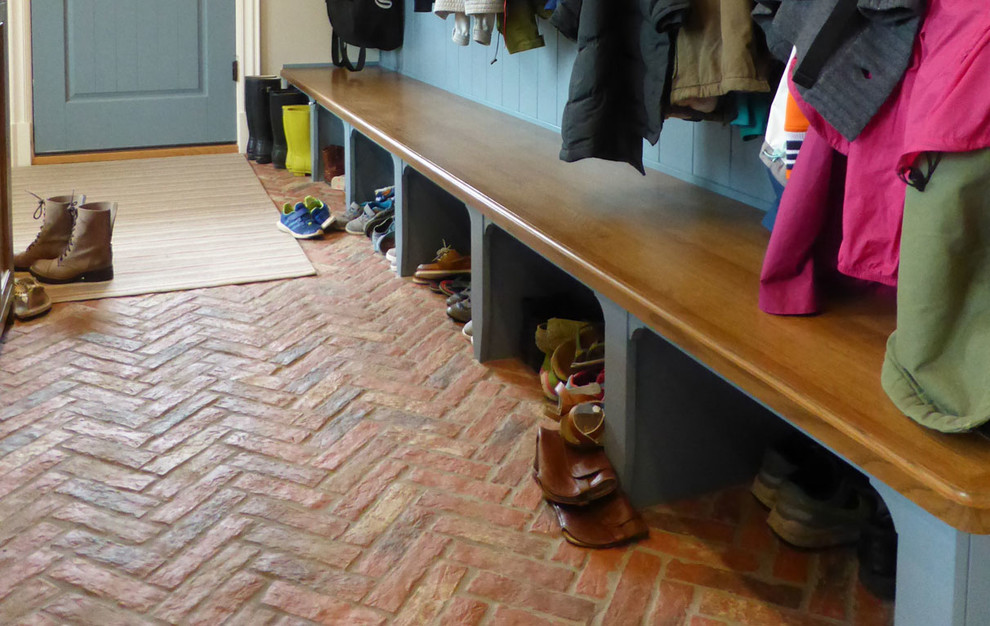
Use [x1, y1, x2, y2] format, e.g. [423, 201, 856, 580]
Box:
[0, 158, 895, 625]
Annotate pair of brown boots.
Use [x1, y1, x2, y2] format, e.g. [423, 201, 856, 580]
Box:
[15, 194, 117, 284]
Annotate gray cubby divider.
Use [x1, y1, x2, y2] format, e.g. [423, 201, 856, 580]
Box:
[597, 293, 786, 507]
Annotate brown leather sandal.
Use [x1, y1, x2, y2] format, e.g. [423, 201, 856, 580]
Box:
[552, 491, 649, 548]
[559, 402, 605, 448]
[533, 426, 617, 505]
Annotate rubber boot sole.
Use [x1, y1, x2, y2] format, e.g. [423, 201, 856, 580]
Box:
[767, 507, 861, 549]
[413, 269, 471, 279]
[750, 474, 781, 509]
[276, 222, 323, 239]
[30, 266, 114, 284]
[13, 304, 52, 321]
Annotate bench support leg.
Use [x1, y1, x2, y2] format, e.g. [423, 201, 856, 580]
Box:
[598, 295, 638, 492]
[871, 480, 990, 626]
[471, 215, 520, 363]
[469, 209, 488, 363]
[309, 101, 320, 183]
[390, 155, 405, 273]
[597, 295, 783, 508]
[342, 121, 355, 210]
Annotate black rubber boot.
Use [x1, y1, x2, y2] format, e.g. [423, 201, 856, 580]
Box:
[269, 88, 309, 169]
[244, 76, 281, 163]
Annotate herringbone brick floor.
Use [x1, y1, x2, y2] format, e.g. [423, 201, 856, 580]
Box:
[0, 158, 894, 625]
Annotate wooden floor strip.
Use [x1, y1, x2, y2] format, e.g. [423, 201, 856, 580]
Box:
[31, 144, 238, 165]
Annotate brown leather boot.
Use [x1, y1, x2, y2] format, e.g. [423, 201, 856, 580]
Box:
[30, 201, 116, 284]
[13, 194, 85, 270]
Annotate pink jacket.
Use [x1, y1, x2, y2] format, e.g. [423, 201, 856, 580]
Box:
[760, 0, 990, 315]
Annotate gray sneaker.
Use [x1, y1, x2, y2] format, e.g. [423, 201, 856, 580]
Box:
[345, 204, 378, 235]
[446, 297, 471, 323]
[331, 201, 364, 231]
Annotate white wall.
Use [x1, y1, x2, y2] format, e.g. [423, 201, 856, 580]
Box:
[7, 0, 33, 168]
[260, 0, 377, 75]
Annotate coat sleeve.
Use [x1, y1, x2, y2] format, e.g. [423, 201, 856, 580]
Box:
[550, 0, 581, 41]
[643, 0, 690, 32]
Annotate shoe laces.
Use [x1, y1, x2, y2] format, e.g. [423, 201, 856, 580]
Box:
[58, 204, 80, 264]
[24, 191, 80, 255]
[433, 241, 455, 261]
[23, 191, 48, 251]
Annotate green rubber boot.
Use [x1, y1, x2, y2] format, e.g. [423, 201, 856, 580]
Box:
[282, 104, 312, 177]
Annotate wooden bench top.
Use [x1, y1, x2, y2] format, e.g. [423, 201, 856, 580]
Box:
[283, 66, 990, 534]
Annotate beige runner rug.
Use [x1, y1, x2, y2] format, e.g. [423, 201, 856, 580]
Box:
[11, 154, 315, 302]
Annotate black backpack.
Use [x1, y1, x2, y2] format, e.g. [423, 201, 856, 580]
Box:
[325, 0, 404, 72]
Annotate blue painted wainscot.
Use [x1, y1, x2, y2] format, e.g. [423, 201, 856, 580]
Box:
[380, 0, 777, 212]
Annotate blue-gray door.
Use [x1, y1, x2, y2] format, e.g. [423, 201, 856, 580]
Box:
[31, 0, 236, 154]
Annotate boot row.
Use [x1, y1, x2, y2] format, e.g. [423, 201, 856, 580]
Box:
[14, 193, 117, 284]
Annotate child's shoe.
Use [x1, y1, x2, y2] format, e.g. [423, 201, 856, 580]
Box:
[374, 186, 394, 202]
[277, 203, 323, 239]
[345, 198, 393, 235]
[304, 196, 334, 230]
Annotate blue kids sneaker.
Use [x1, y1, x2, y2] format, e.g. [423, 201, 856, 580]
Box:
[303, 196, 334, 230]
[371, 216, 396, 254]
[277, 202, 323, 239]
[374, 186, 395, 202]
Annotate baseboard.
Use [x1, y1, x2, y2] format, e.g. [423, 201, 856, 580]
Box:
[31, 144, 239, 165]
[238, 111, 249, 153]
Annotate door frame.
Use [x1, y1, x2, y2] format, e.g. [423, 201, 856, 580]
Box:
[6, 0, 261, 168]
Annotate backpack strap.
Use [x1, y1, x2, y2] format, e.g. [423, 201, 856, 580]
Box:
[332, 31, 367, 72]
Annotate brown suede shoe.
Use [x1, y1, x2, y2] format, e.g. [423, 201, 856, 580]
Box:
[552, 491, 648, 548]
[414, 244, 470, 280]
[533, 426, 617, 505]
[30, 201, 116, 284]
[13, 194, 84, 270]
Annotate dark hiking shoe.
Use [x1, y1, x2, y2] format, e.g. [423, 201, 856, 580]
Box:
[751, 435, 823, 508]
[767, 452, 871, 549]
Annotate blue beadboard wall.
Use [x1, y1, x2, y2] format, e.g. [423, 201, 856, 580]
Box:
[380, 1, 775, 211]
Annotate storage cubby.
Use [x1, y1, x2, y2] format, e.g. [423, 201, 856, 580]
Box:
[347, 130, 397, 207]
[311, 105, 346, 183]
[603, 318, 788, 506]
[471, 220, 601, 365]
[396, 167, 471, 277]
